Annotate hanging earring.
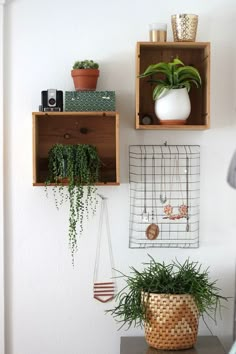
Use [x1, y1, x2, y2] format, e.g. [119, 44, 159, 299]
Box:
[163, 155, 175, 218]
[160, 152, 167, 204]
[185, 150, 190, 231]
[141, 146, 149, 222]
[146, 150, 159, 240]
[163, 155, 188, 220]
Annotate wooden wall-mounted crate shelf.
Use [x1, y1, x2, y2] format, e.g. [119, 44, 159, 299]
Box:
[32, 111, 120, 186]
[136, 42, 210, 130]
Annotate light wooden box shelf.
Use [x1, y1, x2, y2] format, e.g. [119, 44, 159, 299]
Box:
[32, 111, 120, 186]
[135, 42, 210, 130]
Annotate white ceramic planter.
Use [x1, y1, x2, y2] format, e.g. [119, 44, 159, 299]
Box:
[154, 87, 191, 125]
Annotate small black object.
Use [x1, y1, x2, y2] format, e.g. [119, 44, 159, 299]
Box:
[80, 128, 88, 134]
[141, 115, 153, 125]
[64, 133, 71, 139]
[41, 89, 63, 112]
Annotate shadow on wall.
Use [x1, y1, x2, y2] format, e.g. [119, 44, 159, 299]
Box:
[227, 151, 236, 189]
[227, 151, 236, 353]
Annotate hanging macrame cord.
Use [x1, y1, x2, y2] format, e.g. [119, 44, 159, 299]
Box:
[93, 195, 116, 303]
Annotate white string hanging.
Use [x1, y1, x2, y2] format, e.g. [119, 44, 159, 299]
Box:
[93, 194, 116, 303]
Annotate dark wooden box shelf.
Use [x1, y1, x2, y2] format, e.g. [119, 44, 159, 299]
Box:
[32, 112, 120, 186]
[136, 42, 210, 130]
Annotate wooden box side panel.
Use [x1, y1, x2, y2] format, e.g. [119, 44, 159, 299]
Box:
[33, 113, 118, 184]
[115, 113, 120, 184]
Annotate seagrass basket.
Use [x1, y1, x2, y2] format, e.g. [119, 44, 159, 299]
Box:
[142, 293, 199, 350]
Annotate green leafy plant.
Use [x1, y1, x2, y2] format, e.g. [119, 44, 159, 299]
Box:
[46, 144, 100, 265]
[72, 59, 99, 70]
[108, 256, 228, 329]
[139, 58, 202, 100]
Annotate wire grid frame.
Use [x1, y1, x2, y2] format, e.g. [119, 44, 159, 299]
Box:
[129, 145, 200, 248]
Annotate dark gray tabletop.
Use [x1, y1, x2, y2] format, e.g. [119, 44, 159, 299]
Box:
[120, 336, 226, 354]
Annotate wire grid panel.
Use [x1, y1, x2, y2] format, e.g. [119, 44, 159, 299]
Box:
[129, 145, 200, 248]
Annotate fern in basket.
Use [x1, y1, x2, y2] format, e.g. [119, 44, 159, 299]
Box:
[108, 256, 228, 329]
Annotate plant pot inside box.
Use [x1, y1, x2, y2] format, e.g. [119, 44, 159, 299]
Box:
[154, 87, 191, 124]
[139, 58, 201, 125]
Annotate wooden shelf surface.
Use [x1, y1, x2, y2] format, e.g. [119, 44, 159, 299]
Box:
[120, 336, 226, 354]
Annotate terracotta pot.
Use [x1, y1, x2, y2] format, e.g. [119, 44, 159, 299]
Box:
[142, 293, 199, 350]
[71, 69, 99, 91]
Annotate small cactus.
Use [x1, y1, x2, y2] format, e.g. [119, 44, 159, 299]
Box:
[73, 60, 99, 70]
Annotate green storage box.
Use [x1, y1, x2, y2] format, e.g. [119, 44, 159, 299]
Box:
[65, 91, 116, 112]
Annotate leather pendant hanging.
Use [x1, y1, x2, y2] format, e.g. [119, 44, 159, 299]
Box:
[146, 223, 159, 240]
[94, 282, 115, 303]
[145, 151, 160, 240]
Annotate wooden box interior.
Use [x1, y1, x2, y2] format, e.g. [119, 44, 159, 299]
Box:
[136, 42, 210, 129]
[32, 112, 119, 185]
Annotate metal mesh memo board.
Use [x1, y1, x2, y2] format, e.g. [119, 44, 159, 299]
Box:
[129, 145, 200, 248]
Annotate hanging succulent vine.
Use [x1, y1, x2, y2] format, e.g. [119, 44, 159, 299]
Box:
[45, 144, 100, 265]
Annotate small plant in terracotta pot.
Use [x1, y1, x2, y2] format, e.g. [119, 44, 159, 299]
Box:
[71, 59, 99, 91]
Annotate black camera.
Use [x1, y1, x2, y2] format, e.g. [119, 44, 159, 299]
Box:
[40, 89, 63, 112]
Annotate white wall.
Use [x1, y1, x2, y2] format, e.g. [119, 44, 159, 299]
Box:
[3, 0, 236, 353]
[0, 2, 5, 354]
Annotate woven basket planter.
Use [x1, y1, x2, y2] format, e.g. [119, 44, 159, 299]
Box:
[143, 293, 199, 350]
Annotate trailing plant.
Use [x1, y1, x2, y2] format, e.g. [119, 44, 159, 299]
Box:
[139, 58, 202, 100]
[108, 256, 228, 329]
[46, 143, 100, 265]
[72, 59, 99, 70]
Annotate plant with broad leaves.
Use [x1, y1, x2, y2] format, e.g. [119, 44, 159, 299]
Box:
[139, 58, 201, 100]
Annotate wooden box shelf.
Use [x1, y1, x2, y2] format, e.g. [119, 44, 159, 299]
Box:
[32, 111, 120, 186]
[136, 42, 210, 130]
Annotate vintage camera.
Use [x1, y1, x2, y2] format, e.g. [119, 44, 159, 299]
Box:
[40, 89, 63, 112]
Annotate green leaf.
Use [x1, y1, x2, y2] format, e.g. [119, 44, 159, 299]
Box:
[138, 57, 202, 97]
[153, 85, 168, 100]
[107, 256, 228, 329]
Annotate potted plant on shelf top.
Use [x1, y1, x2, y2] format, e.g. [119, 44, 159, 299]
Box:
[139, 58, 202, 125]
[71, 59, 99, 91]
[45, 143, 100, 265]
[108, 256, 227, 350]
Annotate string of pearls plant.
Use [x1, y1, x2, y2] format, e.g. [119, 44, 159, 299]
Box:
[45, 143, 100, 265]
